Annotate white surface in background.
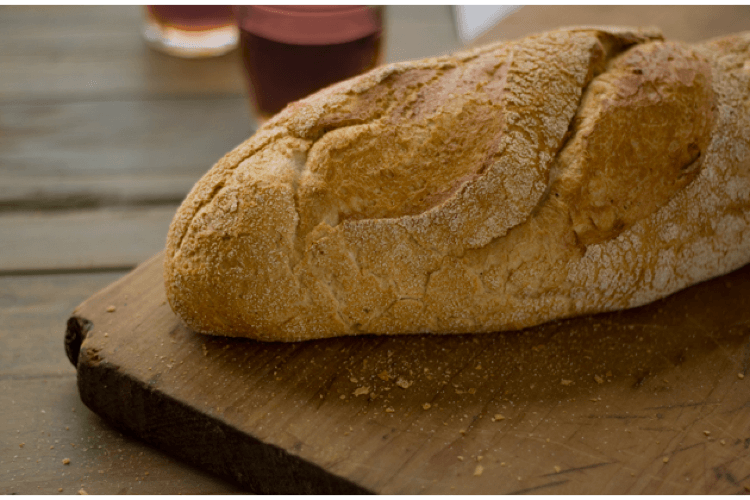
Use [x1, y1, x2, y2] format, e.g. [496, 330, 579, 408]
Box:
[454, 5, 521, 44]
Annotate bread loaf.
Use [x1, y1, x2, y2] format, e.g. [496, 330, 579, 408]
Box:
[164, 26, 750, 342]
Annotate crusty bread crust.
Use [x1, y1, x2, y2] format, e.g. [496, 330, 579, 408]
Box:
[164, 27, 750, 342]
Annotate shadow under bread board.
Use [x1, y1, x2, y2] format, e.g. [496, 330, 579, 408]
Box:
[64, 251, 750, 494]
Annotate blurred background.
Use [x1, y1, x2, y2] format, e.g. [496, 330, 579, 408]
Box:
[1, 5, 749, 494]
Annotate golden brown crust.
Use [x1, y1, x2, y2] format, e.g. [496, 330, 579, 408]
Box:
[164, 26, 750, 341]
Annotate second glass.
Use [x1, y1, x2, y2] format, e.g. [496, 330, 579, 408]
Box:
[234, 6, 384, 125]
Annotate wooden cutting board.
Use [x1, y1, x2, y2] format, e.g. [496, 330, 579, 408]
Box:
[65, 252, 750, 494]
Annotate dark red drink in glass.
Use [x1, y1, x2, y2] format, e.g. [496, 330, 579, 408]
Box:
[234, 6, 384, 124]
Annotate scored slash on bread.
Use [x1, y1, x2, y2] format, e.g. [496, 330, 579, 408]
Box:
[164, 26, 750, 342]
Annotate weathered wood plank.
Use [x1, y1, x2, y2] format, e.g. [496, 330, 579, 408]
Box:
[0, 207, 176, 272]
[0, 175, 197, 213]
[0, 376, 245, 494]
[0, 98, 252, 178]
[67, 252, 750, 494]
[0, 272, 244, 494]
[476, 5, 750, 46]
[0, 6, 246, 102]
[0, 5, 458, 103]
[386, 5, 457, 62]
[0, 273, 123, 377]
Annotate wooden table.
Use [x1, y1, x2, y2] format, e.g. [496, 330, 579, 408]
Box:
[2, 5, 749, 495]
[0, 5, 459, 494]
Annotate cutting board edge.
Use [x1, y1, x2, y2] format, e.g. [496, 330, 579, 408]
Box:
[74, 344, 373, 495]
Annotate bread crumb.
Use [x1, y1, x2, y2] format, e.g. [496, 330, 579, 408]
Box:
[554, 466, 561, 473]
[106, 305, 116, 313]
[339, 394, 346, 400]
[457, 456, 464, 461]
[62, 458, 71, 465]
[720, 439, 726, 445]
[561, 379, 573, 386]
[50, 445, 54, 449]
[396, 378, 413, 389]
[104, 332, 108, 337]
[78, 488, 88, 495]
[501, 462, 506, 466]
[703, 430, 711, 436]
[377, 371, 390, 381]
[19, 443, 24, 448]
[459, 429, 467, 435]
[663, 457, 669, 464]
[352, 386, 370, 397]
[739, 373, 745, 380]
[145, 472, 149, 476]
[422, 403, 431, 410]
[493, 413, 505, 421]
[594, 375, 604, 384]
[350, 377, 358, 383]
[385, 407, 395, 413]
[474, 465, 484, 476]
[477, 455, 483, 461]
[58, 488, 63, 492]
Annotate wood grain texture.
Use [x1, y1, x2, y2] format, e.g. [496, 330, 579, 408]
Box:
[0, 207, 177, 272]
[0, 6, 246, 102]
[0, 273, 243, 494]
[0, 98, 253, 211]
[476, 5, 750, 46]
[5, 4, 749, 494]
[0, 273, 123, 377]
[67, 252, 750, 494]
[0, 5, 457, 103]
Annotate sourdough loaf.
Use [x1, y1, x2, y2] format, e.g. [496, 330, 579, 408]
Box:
[164, 26, 750, 342]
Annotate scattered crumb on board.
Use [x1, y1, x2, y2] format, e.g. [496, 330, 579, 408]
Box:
[353, 386, 370, 397]
[106, 305, 116, 313]
[396, 378, 413, 389]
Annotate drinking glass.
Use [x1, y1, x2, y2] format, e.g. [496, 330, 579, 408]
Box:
[234, 6, 384, 124]
[143, 5, 238, 58]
